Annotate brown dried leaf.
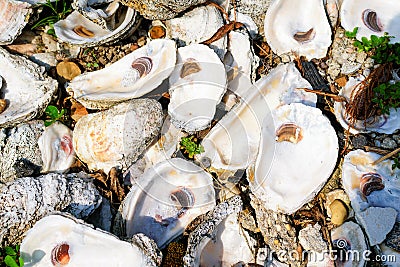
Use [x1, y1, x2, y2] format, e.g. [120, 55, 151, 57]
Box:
[335, 76, 348, 87]
[56, 61, 81, 81]
[70, 100, 88, 122]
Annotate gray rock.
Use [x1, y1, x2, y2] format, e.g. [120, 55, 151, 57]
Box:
[381, 137, 398, 149]
[341, 62, 362, 75]
[352, 134, 368, 149]
[0, 172, 101, 246]
[121, 0, 207, 20]
[298, 223, 327, 253]
[29, 52, 58, 71]
[356, 207, 397, 246]
[0, 121, 44, 184]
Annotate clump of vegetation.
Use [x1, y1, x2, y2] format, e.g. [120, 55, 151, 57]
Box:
[180, 136, 204, 159]
[83, 48, 100, 69]
[1, 245, 24, 267]
[393, 154, 400, 170]
[31, 0, 72, 36]
[44, 105, 66, 126]
[344, 27, 400, 123]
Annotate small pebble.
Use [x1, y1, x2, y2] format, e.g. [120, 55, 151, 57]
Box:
[329, 199, 348, 225]
[381, 138, 397, 150]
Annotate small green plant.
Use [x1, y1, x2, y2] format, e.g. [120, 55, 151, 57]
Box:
[372, 82, 400, 115]
[44, 105, 65, 126]
[83, 49, 100, 69]
[31, 0, 72, 36]
[1, 245, 24, 267]
[180, 136, 204, 158]
[393, 154, 400, 170]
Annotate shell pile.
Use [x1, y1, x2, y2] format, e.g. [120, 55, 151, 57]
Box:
[1, 0, 400, 266]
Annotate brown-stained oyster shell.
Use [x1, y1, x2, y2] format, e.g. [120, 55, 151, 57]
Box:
[0, 0, 32, 45]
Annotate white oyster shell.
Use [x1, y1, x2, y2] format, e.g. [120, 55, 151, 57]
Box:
[249, 103, 338, 214]
[331, 221, 368, 267]
[341, 0, 400, 43]
[196, 63, 316, 171]
[334, 76, 400, 134]
[0, 47, 58, 128]
[342, 150, 400, 221]
[0, 172, 101, 246]
[67, 39, 176, 109]
[0, 0, 32, 45]
[54, 4, 138, 47]
[264, 0, 332, 59]
[73, 99, 163, 172]
[165, 5, 227, 59]
[38, 122, 75, 173]
[21, 213, 161, 267]
[115, 158, 216, 249]
[168, 44, 227, 132]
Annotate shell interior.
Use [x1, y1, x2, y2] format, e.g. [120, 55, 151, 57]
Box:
[118, 158, 216, 249]
[67, 39, 177, 109]
[264, 0, 332, 59]
[168, 44, 227, 132]
[0, 0, 32, 45]
[250, 103, 338, 214]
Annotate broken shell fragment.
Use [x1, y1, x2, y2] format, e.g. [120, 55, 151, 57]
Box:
[342, 150, 400, 221]
[165, 5, 227, 59]
[0, 0, 32, 45]
[334, 77, 400, 134]
[168, 44, 227, 132]
[331, 221, 368, 267]
[54, 3, 138, 47]
[114, 158, 216, 249]
[21, 213, 161, 266]
[0, 172, 101, 246]
[250, 103, 338, 214]
[264, 0, 332, 59]
[340, 0, 400, 43]
[73, 99, 163, 173]
[196, 63, 316, 172]
[0, 47, 58, 128]
[67, 39, 176, 109]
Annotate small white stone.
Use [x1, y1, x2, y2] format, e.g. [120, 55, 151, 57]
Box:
[356, 207, 397, 246]
[298, 223, 327, 252]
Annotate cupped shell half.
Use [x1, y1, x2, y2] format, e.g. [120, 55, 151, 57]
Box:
[114, 158, 216, 249]
[196, 63, 316, 172]
[21, 213, 161, 267]
[54, 3, 138, 47]
[0, 172, 101, 246]
[67, 39, 176, 109]
[264, 0, 332, 59]
[0, 0, 32, 45]
[341, 0, 400, 43]
[334, 76, 400, 134]
[73, 99, 163, 173]
[342, 150, 400, 221]
[168, 44, 227, 132]
[249, 103, 338, 214]
[0, 47, 58, 128]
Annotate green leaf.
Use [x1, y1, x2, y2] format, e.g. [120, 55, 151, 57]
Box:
[371, 35, 379, 46]
[45, 105, 60, 120]
[19, 257, 24, 267]
[44, 120, 55, 127]
[5, 247, 16, 256]
[4, 255, 19, 267]
[93, 62, 99, 68]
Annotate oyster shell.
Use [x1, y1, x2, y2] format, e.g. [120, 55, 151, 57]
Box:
[0, 120, 75, 183]
[38, 121, 75, 173]
[67, 39, 176, 109]
[196, 63, 316, 172]
[120, 0, 207, 20]
[330, 221, 368, 267]
[340, 0, 400, 43]
[114, 158, 216, 249]
[165, 5, 227, 59]
[264, 0, 332, 59]
[0, 47, 58, 128]
[0, 0, 32, 45]
[342, 150, 400, 221]
[334, 76, 400, 134]
[54, 3, 138, 47]
[71, 0, 119, 30]
[21, 213, 162, 266]
[249, 103, 338, 214]
[184, 196, 264, 266]
[0, 172, 101, 246]
[168, 44, 227, 132]
[73, 99, 163, 173]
